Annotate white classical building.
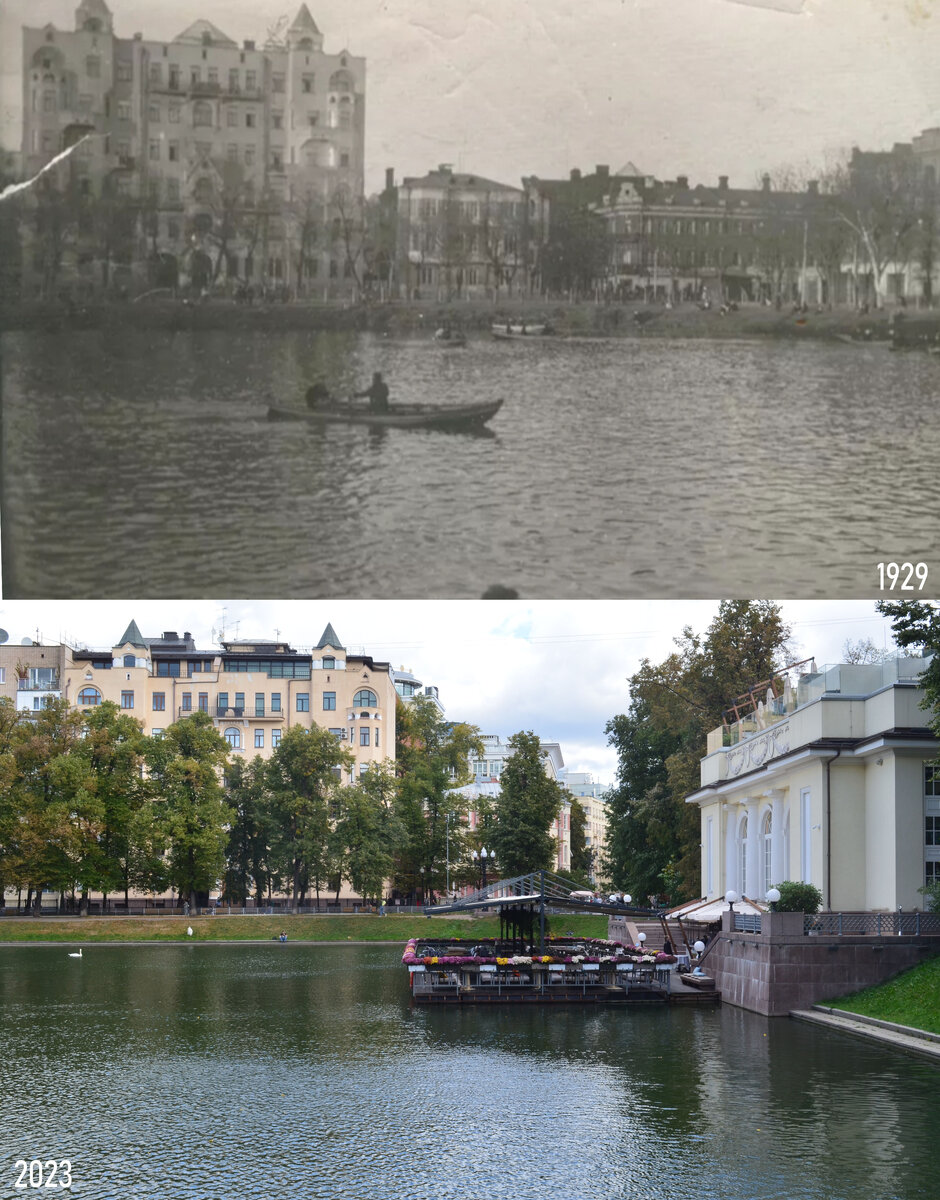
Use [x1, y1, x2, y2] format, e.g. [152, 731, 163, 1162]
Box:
[686, 654, 937, 912]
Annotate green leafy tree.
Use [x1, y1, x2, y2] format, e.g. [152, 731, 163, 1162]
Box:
[223, 755, 275, 905]
[489, 731, 564, 877]
[146, 710, 232, 909]
[334, 763, 405, 904]
[394, 693, 483, 902]
[265, 724, 353, 908]
[74, 701, 149, 909]
[604, 601, 793, 903]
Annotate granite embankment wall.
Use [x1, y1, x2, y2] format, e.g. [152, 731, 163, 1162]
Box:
[706, 911, 938, 1017]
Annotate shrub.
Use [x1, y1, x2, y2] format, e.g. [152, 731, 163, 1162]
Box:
[773, 881, 823, 913]
[919, 880, 940, 913]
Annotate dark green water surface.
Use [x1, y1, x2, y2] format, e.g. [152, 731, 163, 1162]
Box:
[0, 944, 936, 1200]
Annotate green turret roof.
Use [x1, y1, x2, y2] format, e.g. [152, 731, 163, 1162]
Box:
[316, 623, 344, 651]
[116, 619, 147, 650]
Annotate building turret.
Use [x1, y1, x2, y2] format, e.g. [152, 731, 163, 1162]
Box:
[287, 4, 323, 51]
[75, 0, 113, 34]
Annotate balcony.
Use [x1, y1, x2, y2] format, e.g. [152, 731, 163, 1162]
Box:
[210, 704, 284, 720]
[18, 678, 60, 691]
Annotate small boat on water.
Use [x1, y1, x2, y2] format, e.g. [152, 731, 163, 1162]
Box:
[434, 328, 467, 348]
[491, 322, 549, 340]
[267, 397, 503, 430]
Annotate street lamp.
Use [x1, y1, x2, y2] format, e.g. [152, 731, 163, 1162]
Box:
[724, 889, 740, 911]
[765, 887, 781, 911]
[419, 866, 425, 906]
[693, 939, 706, 959]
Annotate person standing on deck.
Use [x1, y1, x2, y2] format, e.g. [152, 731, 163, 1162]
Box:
[355, 372, 390, 413]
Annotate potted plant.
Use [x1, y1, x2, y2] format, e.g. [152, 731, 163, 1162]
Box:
[767, 880, 823, 936]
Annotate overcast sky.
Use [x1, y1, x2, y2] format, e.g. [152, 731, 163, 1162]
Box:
[4, 0, 940, 192]
[0, 598, 899, 782]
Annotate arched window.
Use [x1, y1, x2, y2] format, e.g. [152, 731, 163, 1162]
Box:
[738, 815, 748, 896]
[224, 727, 241, 748]
[329, 69, 354, 92]
[353, 689, 377, 707]
[78, 687, 101, 705]
[194, 177, 213, 205]
[123, 654, 136, 667]
[322, 656, 335, 669]
[761, 811, 773, 895]
[193, 100, 213, 127]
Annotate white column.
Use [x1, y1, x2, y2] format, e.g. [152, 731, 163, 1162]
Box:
[744, 798, 760, 899]
[724, 802, 738, 894]
[768, 789, 785, 888]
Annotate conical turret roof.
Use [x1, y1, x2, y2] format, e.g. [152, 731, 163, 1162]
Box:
[116, 619, 147, 650]
[316, 622, 344, 651]
[289, 4, 321, 35]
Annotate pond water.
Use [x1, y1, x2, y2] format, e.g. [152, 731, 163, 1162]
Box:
[2, 329, 936, 597]
[0, 943, 936, 1199]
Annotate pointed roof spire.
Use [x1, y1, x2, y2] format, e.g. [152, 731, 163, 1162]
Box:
[316, 622, 344, 651]
[116, 619, 148, 650]
[289, 3, 321, 34]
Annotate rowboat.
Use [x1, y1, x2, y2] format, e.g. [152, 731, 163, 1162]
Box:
[267, 397, 503, 430]
[491, 322, 548, 340]
[434, 328, 467, 347]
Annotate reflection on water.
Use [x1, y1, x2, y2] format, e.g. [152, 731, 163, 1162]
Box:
[0, 945, 936, 1200]
[2, 329, 938, 597]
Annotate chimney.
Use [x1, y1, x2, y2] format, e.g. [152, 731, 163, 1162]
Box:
[596, 164, 609, 179]
[385, 166, 394, 191]
[133, 32, 142, 40]
[676, 174, 688, 189]
[570, 168, 581, 182]
[762, 173, 771, 192]
[243, 39, 255, 50]
[718, 175, 729, 190]
[807, 179, 819, 195]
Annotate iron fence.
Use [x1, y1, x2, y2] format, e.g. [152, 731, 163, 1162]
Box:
[731, 910, 940, 935]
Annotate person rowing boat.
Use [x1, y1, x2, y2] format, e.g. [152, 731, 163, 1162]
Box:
[354, 371, 390, 413]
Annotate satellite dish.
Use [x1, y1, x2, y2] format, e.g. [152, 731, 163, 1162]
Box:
[0, 629, 8, 645]
[21, 637, 32, 646]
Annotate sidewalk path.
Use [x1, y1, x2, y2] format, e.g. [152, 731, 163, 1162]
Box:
[791, 1005, 940, 1064]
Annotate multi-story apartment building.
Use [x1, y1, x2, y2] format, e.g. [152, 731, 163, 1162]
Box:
[2, 618, 396, 779]
[21, 1, 365, 292]
[561, 770, 610, 886]
[395, 165, 527, 301]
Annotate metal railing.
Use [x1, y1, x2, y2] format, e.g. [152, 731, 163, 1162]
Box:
[732, 910, 940, 936]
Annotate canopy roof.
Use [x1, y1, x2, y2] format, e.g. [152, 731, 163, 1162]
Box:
[667, 895, 766, 922]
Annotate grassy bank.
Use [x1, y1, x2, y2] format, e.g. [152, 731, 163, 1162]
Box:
[827, 955, 940, 1035]
[0, 296, 901, 344]
[0, 912, 610, 945]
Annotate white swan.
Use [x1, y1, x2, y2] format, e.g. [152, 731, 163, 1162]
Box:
[187, 926, 193, 937]
[68, 948, 82, 958]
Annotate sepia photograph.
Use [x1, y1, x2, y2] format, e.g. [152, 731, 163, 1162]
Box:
[0, 593, 939, 1199]
[1, 0, 939, 598]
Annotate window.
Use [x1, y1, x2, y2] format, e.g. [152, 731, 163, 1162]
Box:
[296, 693, 310, 712]
[926, 765, 940, 886]
[153, 693, 166, 711]
[246, 70, 256, 90]
[245, 111, 256, 128]
[323, 692, 336, 711]
[227, 143, 238, 161]
[360, 728, 370, 746]
[375, 727, 380, 748]
[272, 729, 282, 749]
[148, 141, 160, 161]
[224, 727, 242, 749]
[117, 62, 132, 82]
[273, 73, 285, 92]
[168, 141, 179, 162]
[271, 693, 281, 712]
[302, 74, 314, 93]
[761, 811, 772, 895]
[234, 693, 245, 713]
[353, 689, 377, 708]
[78, 687, 101, 705]
[149, 63, 162, 84]
[217, 692, 229, 712]
[117, 100, 131, 120]
[0, 668, 4, 683]
[169, 103, 181, 123]
[123, 654, 136, 668]
[194, 101, 212, 127]
[86, 56, 100, 78]
[340, 152, 349, 167]
[271, 151, 282, 170]
[255, 693, 265, 715]
[168, 218, 180, 239]
[169, 65, 180, 89]
[322, 656, 335, 669]
[228, 68, 239, 92]
[254, 729, 264, 749]
[273, 114, 282, 129]
[157, 661, 180, 677]
[227, 108, 238, 127]
[360, 763, 369, 777]
[191, 67, 201, 85]
[149, 102, 160, 122]
[121, 691, 134, 709]
[244, 147, 255, 166]
[198, 692, 209, 712]
[181, 692, 192, 711]
[208, 67, 218, 85]
[167, 178, 180, 201]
